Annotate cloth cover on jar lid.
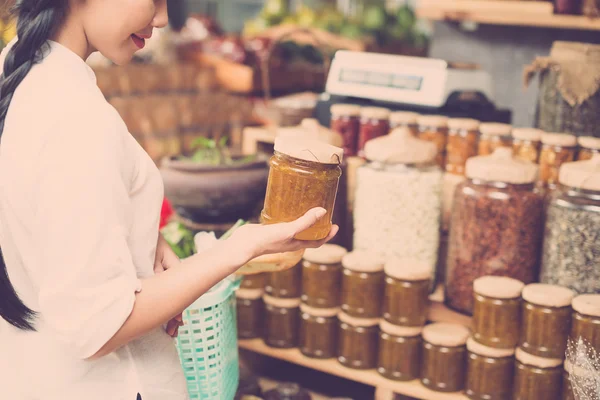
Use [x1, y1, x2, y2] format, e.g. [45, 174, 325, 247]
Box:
[541, 132, 577, 147]
[380, 320, 423, 337]
[236, 288, 264, 300]
[416, 114, 448, 127]
[262, 294, 301, 308]
[422, 323, 470, 347]
[521, 283, 575, 308]
[360, 106, 390, 120]
[467, 337, 515, 358]
[338, 311, 380, 327]
[516, 348, 563, 368]
[390, 111, 420, 125]
[384, 256, 432, 281]
[558, 155, 600, 191]
[572, 294, 600, 317]
[448, 118, 480, 131]
[473, 276, 525, 299]
[512, 128, 543, 141]
[342, 249, 385, 273]
[578, 136, 600, 150]
[364, 127, 437, 164]
[300, 303, 340, 318]
[465, 147, 539, 184]
[274, 134, 344, 164]
[303, 244, 348, 265]
[479, 123, 511, 136]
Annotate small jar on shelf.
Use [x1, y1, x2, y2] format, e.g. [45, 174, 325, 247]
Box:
[358, 107, 390, 157]
[241, 273, 267, 290]
[513, 348, 563, 400]
[377, 321, 422, 381]
[337, 312, 380, 369]
[519, 283, 574, 359]
[472, 276, 524, 349]
[577, 136, 600, 161]
[421, 323, 470, 393]
[465, 338, 515, 400]
[417, 114, 449, 168]
[299, 303, 339, 359]
[236, 288, 264, 339]
[446, 118, 479, 176]
[301, 244, 347, 308]
[340, 250, 385, 318]
[389, 111, 420, 136]
[512, 127, 543, 163]
[263, 295, 301, 349]
[330, 104, 361, 157]
[539, 132, 577, 190]
[265, 262, 302, 299]
[477, 123, 512, 156]
[570, 294, 600, 351]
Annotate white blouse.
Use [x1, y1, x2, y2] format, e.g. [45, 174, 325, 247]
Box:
[0, 40, 188, 400]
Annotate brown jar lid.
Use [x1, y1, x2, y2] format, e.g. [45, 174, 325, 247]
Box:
[300, 303, 340, 317]
[447, 118, 480, 131]
[572, 294, 600, 317]
[236, 288, 264, 300]
[390, 111, 420, 125]
[578, 136, 600, 150]
[516, 348, 563, 368]
[342, 250, 385, 273]
[417, 114, 448, 128]
[274, 136, 344, 165]
[422, 323, 470, 347]
[380, 320, 422, 337]
[473, 276, 525, 299]
[522, 283, 574, 308]
[467, 338, 515, 358]
[479, 123, 512, 136]
[364, 128, 437, 164]
[465, 147, 538, 184]
[360, 106, 391, 120]
[512, 128, 543, 141]
[338, 312, 380, 327]
[330, 104, 361, 117]
[384, 257, 433, 281]
[303, 244, 347, 265]
[541, 132, 577, 147]
[559, 155, 600, 191]
[263, 295, 301, 308]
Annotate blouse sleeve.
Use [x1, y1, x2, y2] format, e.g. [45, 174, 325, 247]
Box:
[31, 103, 142, 359]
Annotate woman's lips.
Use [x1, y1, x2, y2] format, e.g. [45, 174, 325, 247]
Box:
[131, 34, 145, 49]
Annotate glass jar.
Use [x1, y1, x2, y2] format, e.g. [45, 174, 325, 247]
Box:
[301, 244, 347, 308]
[520, 283, 574, 359]
[354, 129, 442, 275]
[337, 312, 379, 369]
[421, 323, 470, 393]
[330, 104, 361, 157]
[512, 128, 543, 163]
[472, 276, 524, 349]
[540, 157, 600, 294]
[570, 294, 600, 351]
[417, 115, 449, 168]
[562, 363, 574, 400]
[446, 118, 479, 176]
[299, 304, 339, 359]
[236, 288, 264, 339]
[261, 136, 343, 241]
[465, 338, 515, 400]
[358, 107, 390, 158]
[241, 273, 266, 290]
[263, 383, 311, 400]
[266, 262, 302, 299]
[539, 132, 577, 190]
[478, 123, 512, 156]
[389, 111, 419, 136]
[446, 148, 544, 315]
[340, 250, 385, 318]
[577, 136, 600, 161]
[562, 361, 595, 400]
[513, 348, 563, 400]
[382, 258, 431, 326]
[442, 172, 467, 232]
[263, 295, 301, 348]
[377, 321, 422, 381]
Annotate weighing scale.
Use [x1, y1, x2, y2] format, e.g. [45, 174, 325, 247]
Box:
[315, 50, 511, 127]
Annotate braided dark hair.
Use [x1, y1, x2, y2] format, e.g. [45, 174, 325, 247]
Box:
[0, 0, 68, 330]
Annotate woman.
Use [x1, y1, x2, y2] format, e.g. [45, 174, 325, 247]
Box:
[0, 1, 337, 399]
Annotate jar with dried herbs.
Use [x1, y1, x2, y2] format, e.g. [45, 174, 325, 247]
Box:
[417, 115, 449, 168]
[358, 107, 390, 157]
[261, 136, 343, 241]
[389, 111, 420, 136]
[570, 294, 600, 352]
[377, 321, 422, 381]
[337, 312, 379, 369]
[539, 132, 577, 190]
[236, 288, 264, 339]
[265, 262, 302, 298]
[513, 348, 563, 400]
[263, 295, 301, 348]
[446, 148, 544, 315]
[301, 244, 347, 308]
[465, 338, 515, 400]
[478, 123, 512, 156]
[446, 118, 479, 175]
[577, 136, 600, 161]
[330, 104, 361, 157]
[340, 250, 385, 318]
[540, 156, 600, 294]
[512, 128, 543, 163]
[299, 304, 339, 359]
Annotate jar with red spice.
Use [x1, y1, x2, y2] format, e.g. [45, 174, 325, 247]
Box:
[330, 104, 361, 157]
[389, 111, 420, 136]
[478, 123, 512, 156]
[417, 115, 449, 168]
[357, 107, 390, 157]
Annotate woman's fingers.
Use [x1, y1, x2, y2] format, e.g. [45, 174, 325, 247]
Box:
[288, 207, 327, 236]
[291, 224, 339, 249]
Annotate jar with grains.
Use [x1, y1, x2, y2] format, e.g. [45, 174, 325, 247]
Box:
[539, 132, 577, 190]
[445, 148, 544, 315]
[261, 136, 343, 241]
[472, 276, 524, 349]
[512, 128, 543, 163]
[357, 107, 390, 158]
[241, 273, 266, 290]
[340, 250, 385, 318]
[442, 172, 467, 232]
[570, 294, 600, 352]
[389, 111, 420, 136]
[519, 283, 574, 359]
[377, 321, 422, 381]
[478, 123, 512, 156]
[265, 262, 302, 299]
[540, 156, 600, 294]
[354, 128, 442, 277]
[577, 136, 600, 161]
[465, 338, 515, 400]
[236, 289, 264, 339]
[299, 304, 339, 359]
[417, 114, 449, 168]
[330, 104, 361, 157]
[513, 348, 563, 400]
[382, 258, 431, 327]
[421, 323, 470, 393]
[263, 295, 301, 348]
[337, 312, 380, 369]
[446, 118, 480, 176]
[301, 244, 347, 308]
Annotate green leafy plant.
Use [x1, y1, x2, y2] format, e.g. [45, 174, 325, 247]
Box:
[182, 136, 256, 166]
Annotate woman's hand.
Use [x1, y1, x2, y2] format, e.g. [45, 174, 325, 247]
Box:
[154, 234, 184, 338]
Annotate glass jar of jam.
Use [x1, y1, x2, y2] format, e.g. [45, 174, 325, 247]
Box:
[520, 283, 574, 359]
[337, 312, 379, 369]
[340, 250, 385, 318]
[446, 118, 479, 176]
[417, 115, 449, 168]
[466, 338, 515, 400]
[472, 276, 524, 349]
[263, 295, 301, 348]
[383, 258, 431, 327]
[421, 323, 470, 393]
[478, 123, 512, 156]
[570, 294, 600, 352]
[241, 273, 267, 290]
[301, 244, 347, 308]
[358, 107, 390, 158]
[266, 262, 302, 299]
[236, 288, 264, 339]
[539, 132, 577, 190]
[330, 104, 361, 157]
[577, 136, 600, 161]
[299, 303, 339, 359]
[512, 128, 543, 163]
[261, 136, 343, 241]
[513, 348, 563, 400]
[377, 321, 422, 381]
[389, 111, 420, 136]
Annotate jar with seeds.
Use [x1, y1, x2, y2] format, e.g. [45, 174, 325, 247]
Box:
[512, 127, 543, 163]
[417, 115, 449, 168]
[539, 132, 577, 190]
[577, 136, 600, 161]
[477, 123, 512, 156]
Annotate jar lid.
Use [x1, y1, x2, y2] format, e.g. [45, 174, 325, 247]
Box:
[384, 257, 432, 281]
[360, 106, 390, 120]
[558, 155, 600, 191]
[380, 320, 423, 337]
[338, 312, 380, 327]
[572, 294, 600, 317]
[578, 136, 600, 150]
[341, 249, 385, 272]
[516, 348, 563, 368]
[263, 295, 301, 308]
[521, 283, 574, 308]
[422, 323, 470, 347]
[447, 118, 480, 131]
[473, 276, 525, 299]
[236, 288, 264, 300]
[416, 114, 448, 128]
[541, 132, 577, 147]
[479, 123, 511, 136]
[300, 303, 340, 317]
[390, 111, 420, 125]
[303, 244, 348, 265]
[274, 136, 344, 165]
[364, 127, 437, 164]
[467, 338, 515, 358]
[465, 147, 538, 184]
[512, 128, 543, 141]
[330, 103, 361, 117]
